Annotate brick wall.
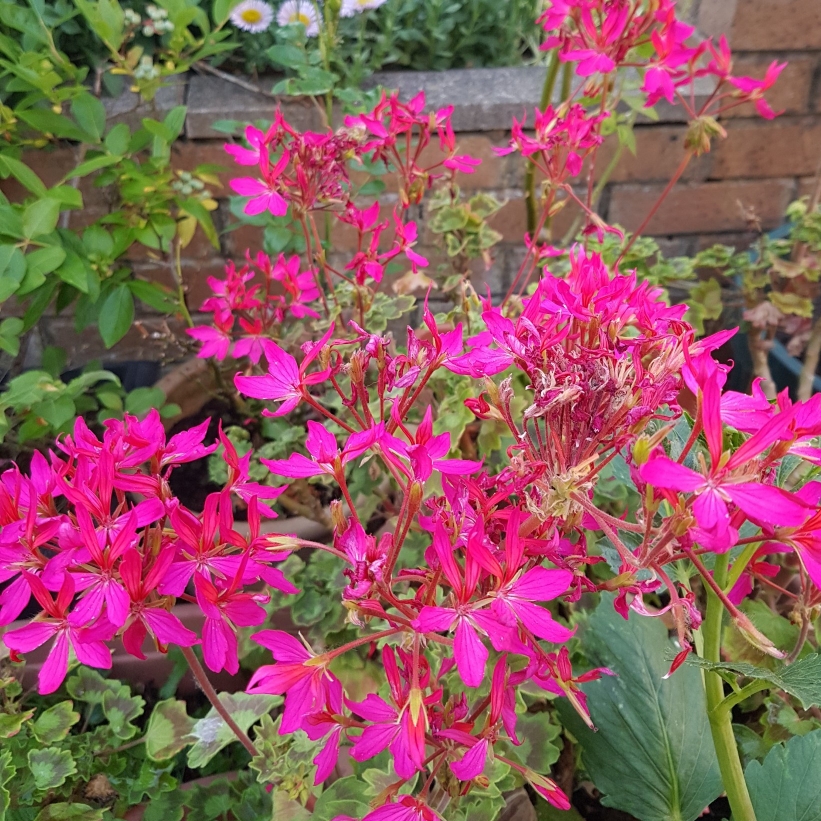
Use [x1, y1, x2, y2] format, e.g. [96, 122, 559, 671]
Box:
[6, 0, 821, 365]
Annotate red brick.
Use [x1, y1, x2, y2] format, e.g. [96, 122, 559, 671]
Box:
[607, 179, 795, 235]
[725, 55, 816, 118]
[729, 0, 821, 51]
[797, 176, 821, 201]
[712, 117, 821, 178]
[170, 141, 233, 193]
[597, 125, 713, 183]
[0, 147, 112, 209]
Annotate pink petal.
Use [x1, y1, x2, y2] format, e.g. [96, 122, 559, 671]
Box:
[513, 600, 575, 643]
[450, 738, 489, 780]
[39, 632, 70, 694]
[640, 457, 702, 492]
[510, 567, 573, 602]
[414, 606, 457, 633]
[454, 618, 487, 688]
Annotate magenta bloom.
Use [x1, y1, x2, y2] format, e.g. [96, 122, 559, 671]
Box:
[730, 61, 787, 119]
[360, 797, 443, 821]
[262, 421, 383, 479]
[381, 407, 482, 482]
[224, 125, 268, 166]
[230, 176, 289, 216]
[234, 328, 333, 417]
[247, 630, 339, 733]
[3, 574, 114, 694]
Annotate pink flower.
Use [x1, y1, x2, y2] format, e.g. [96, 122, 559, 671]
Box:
[234, 328, 333, 417]
[360, 796, 443, 821]
[261, 421, 382, 479]
[120, 547, 199, 658]
[195, 573, 267, 674]
[730, 61, 787, 119]
[347, 646, 427, 778]
[224, 125, 269, 166]
[247, 630, 340, 733]
[3, 574, 114, 694]
[230, 176, 289, 216]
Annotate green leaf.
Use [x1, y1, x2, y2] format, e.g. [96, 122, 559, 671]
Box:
[127, 279, 179, 313]
[0, 708, 35, 738]
[66, 668, 123, 705]
[0, 317, 24, 357]
[29, 746, 77, 790]
[557, 595, 722, 821]
[25, 245, 67, 278]
[746, 731, 821, 821]
[187, 693, 278, 769]
[56, 251, 92, 293]
[17, 109, 92, 142]
[104, 122, 131, 156]
[0, 245, 27, 301]
[23, 198, 61, 239]
[0, 154, 47, 196]
[271, 792, 312, 821]
[69, 154, 121, 178]
[146, 699, 196, 761]
[124, 386, 164, 416]
[98, 284, 134, 348]
[684, 653, 821, 710]
[265, 43, 307, 67]
[312, 776, 371, 821]
[514, 712, 562, 773]
[213, 0, 238, 24]
[102, 687, 145, 739]
[32, 395, 76, 429]
[0, 750, 15, 817]
[71, 94, 106, 143]
[32, 700, 81, 744]
[35, 803, 105, 821]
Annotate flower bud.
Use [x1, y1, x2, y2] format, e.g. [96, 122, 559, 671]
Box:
[734, 614, 786, 659]
[330, 499, 347, 532]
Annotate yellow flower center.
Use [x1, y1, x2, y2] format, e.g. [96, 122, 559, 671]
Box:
[289, 11, 311, 25]
[240, 8, 263, 22]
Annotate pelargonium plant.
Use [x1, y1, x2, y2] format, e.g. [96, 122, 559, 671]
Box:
[1, 3, 808, 821]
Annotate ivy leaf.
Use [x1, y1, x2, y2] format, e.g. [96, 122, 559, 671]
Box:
[28, 746, 77, 790]
[557, 595, 722, 821]
[271, 792, 312, 821]
[187, 693, 278, 769]
[312, 776, 371, 821]
[32, 700, 81, 744]
[146, 699, 196, 761]
[684, 653, 821, 710]
[746, 731, 821, 821]
[0, 708, 34, 738]
[0, 750, 14, 817]
[34, 803, 105, 821]
[102, 687, 145, 739]
[513, 711, 562, 773]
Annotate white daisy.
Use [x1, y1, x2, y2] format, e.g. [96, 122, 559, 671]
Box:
[277, 0, 320, 36]
[340, 0, 388, 16]
[230, 0, 275, 32]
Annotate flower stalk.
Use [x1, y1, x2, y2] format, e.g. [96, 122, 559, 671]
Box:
[702, 552, 757, 821]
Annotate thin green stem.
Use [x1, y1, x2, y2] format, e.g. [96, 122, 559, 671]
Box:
[525, 52, 560, 235]
[716, 679, 770, 716]
[702, 552, 757, 821]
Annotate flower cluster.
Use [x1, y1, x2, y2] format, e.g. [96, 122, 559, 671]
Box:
[187, 252, 321, 361]
[0, 413, 292, 694]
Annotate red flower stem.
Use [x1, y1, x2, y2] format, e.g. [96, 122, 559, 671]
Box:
[326, 627, 402, 662]
[686, 549, 744, 621]
[616, 150, 693, 265]
[301, 392, 356, 433]
[180, 646, 259, 758]
[285, 539, 349, 562]
[297, 215, 329, 316]
[575, 496, 642, 567]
